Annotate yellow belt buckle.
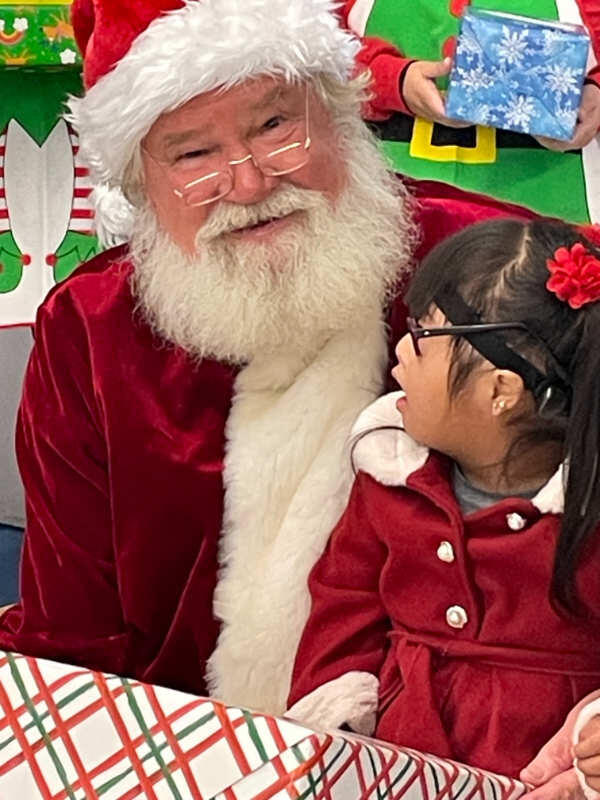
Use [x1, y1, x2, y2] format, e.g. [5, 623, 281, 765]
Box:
[409, 117, 496, 164]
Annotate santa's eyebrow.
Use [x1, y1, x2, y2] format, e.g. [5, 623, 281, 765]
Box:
[162, 128, 213, 147]
[160, 87, 296, 148]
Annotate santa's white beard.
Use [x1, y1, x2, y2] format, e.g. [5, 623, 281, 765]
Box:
[131, 124, 416, 364]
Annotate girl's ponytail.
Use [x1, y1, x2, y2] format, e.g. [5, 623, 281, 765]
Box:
[553, 301, 600, 612]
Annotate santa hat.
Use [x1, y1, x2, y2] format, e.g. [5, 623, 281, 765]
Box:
[68, 0, 360, 192]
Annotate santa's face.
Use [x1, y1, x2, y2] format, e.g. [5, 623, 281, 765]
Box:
[141, 76, 346, 254]
[131, 75, 416, 365]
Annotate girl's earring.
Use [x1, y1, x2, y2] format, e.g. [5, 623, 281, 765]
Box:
[494, 399, 506, 413]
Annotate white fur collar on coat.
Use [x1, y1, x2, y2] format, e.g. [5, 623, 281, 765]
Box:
[286, 391, 566, 737]
[351, 391, 565, 515]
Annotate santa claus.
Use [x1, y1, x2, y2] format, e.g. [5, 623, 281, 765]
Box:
[0, 0, 527, 716]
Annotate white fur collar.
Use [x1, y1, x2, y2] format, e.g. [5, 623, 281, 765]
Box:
[206, 315, 389, 714]
[351, 391, 565, 515]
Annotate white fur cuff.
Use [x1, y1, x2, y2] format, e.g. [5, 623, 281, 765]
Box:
[286, 671, 379, 735]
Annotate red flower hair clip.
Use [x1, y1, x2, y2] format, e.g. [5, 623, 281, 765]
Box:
[546, 242, 600, 309]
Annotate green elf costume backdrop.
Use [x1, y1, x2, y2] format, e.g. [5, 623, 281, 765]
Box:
[0, 0, 99, 327]
[342, 0, 600, 223]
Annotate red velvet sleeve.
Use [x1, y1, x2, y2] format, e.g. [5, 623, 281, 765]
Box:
[288, 473, 390, 707]
[0, 289, 131, 675]
[338, 0, 414, 119]
[578, 0, 600, 87]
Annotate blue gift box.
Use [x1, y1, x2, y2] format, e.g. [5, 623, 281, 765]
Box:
[445, 9, 590, 141]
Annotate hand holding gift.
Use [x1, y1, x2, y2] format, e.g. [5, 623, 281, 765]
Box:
[536, 83, 600, 151]
[445, 9, 593, 145]
[402, 57, 470, 128]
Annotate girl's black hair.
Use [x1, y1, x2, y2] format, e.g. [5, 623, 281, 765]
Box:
[405, 217, 600, 614]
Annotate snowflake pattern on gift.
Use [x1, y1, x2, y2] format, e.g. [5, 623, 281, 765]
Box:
[542, 28, 564, 55]
[446, 8, 590, 140]
[459, 27, 483, 57]
[545, 64, 580, 96]
[555, 104, 579, 133]
[474, 103, 494, 124]
[456, 64, 494, 92]
[496, 25, 529, 67]
[502, 94, 536, 128]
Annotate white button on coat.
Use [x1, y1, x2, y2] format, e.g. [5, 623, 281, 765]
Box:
[506, 512, 526, 531]
[437, 541, 455, 563]
[446, 605, 468, 629]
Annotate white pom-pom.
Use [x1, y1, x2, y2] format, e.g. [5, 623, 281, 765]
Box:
[91, 185, 135, 247]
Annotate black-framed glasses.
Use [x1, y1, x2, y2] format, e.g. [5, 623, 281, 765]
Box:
[406, 316, 529, 357]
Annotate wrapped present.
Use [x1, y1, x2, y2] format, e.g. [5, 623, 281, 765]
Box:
[0, 1, 80, 68]
[445, 8, 590, 141]
[0, 650, 529, 799]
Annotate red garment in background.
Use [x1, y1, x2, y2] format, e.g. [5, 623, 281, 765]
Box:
[339, 0, 600, 120]
[0, 184, 534, 696]
[289, 461, 600, 778]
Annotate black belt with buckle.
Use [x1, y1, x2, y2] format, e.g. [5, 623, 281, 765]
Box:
[369, 112, 580, 152]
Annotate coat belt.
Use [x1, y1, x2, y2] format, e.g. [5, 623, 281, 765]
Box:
[375, 631, 600, 761]
[389, 629, 600, 677]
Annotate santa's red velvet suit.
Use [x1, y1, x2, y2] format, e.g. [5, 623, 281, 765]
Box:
[0, 0, 537, 715]
[0, 183, 533, 713]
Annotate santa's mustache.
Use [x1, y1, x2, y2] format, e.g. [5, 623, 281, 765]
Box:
[196, 184, 325, 242]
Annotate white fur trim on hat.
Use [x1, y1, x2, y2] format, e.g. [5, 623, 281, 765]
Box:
[68, 0, 360, 187]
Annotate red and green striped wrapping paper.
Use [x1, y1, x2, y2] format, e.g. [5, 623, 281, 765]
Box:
[0, 651, 528, 800]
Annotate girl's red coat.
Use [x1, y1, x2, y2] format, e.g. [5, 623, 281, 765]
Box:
[289, 455, 600, 777]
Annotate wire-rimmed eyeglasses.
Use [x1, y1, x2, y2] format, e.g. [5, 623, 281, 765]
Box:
[142, 86, 312, 208]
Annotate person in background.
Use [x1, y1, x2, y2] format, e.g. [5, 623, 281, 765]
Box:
[288, 218, 600, 779]
[338, 0, 600, 222]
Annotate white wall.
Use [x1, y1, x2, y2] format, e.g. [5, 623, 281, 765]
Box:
[0, 327, 32, 527]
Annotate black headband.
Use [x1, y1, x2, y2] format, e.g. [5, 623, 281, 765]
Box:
[435, 290, 572, 413]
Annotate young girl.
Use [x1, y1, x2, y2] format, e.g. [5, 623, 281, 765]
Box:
[287, 217, 600, 779]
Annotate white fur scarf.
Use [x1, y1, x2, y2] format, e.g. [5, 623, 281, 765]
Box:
[205, 314, 388, 714]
